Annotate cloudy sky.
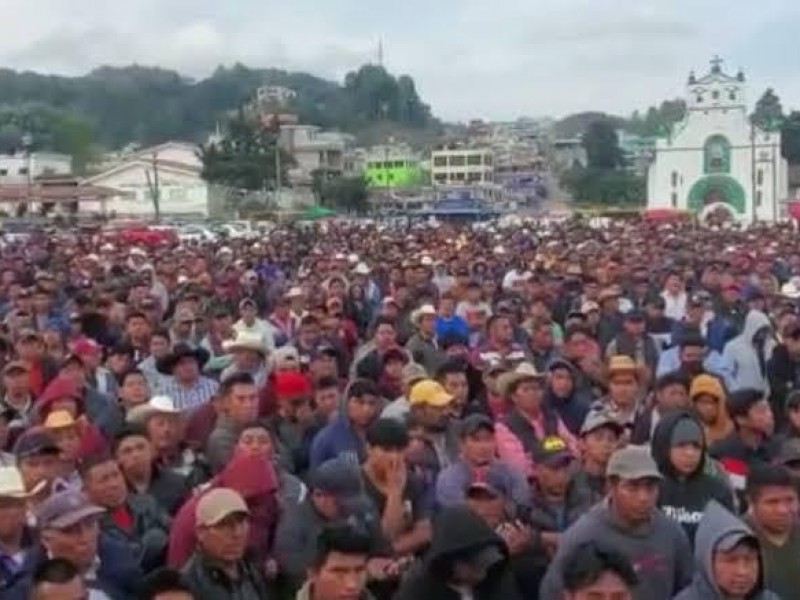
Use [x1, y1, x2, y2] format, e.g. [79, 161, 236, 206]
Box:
[2, 0, 800, 121]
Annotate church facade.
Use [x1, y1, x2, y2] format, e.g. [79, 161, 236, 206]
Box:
[647, 59, 788, 221]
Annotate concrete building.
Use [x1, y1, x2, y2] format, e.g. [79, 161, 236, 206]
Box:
[279, 125, 354, 186]
[647, 58, 788, 222]
[0, 152, 72, 184]
[84, 142, 210, 217]
[430, 147, 494, 187]
[363, 144, 425, 188]
[551, 138, 587, 171]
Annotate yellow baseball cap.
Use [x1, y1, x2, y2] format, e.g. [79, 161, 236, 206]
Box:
[409, 380, 453, 407]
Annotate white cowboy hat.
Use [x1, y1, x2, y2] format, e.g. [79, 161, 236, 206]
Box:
[223, 331, 269, 356]
[284, 286, 304, 299]
[352, 262, 371, 275]
[126, 395, 180, 425]
[497, 362, 545, 398]
[781, 281, 800, 300]
[411, 304, 437, 325]
[0, 466, 32, 499]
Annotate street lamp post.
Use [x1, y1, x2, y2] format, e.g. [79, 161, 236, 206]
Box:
[21, 133, 32, 215]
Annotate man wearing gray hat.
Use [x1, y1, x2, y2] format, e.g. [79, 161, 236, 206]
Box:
[540, 445, 693, 600]
[22, 488, 141, 599]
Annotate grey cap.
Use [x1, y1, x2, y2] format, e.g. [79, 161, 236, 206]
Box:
[607, 445, 663, 481]
[309, 458, 371, 513]
[36, 488, 105, 530]
[580, 411, 624, 436]
[669, 418, 704, 447]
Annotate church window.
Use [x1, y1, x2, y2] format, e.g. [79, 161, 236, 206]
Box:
[704, 135, 731, 174]
[670, 192, 677, 207]
[671, 171, 678, 187]
[757, 169, 764, 186]
[696, 95, 704, 103]
[756, 190, 763, 207]
[729, 91, 736, 101]
[712, 90, 719, 100]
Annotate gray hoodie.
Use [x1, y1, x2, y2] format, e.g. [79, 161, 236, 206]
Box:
[540, 498, 693, 600]
[722, 310, 775, 394]
[673, 501, 780, 600]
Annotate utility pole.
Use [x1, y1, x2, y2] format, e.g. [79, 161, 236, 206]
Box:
[145, 152, 161, 223]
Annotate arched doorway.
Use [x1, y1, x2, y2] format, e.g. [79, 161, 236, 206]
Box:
[687, 175, 746, 216]
[698, 201, 736, 225]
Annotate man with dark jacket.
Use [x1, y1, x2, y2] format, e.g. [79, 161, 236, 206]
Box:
[393, 505, 522, 600]
[630, 371, 691, 445]
[766, 322, 800, 419]
[544, 359, 591, 436]
[674, 501, 779, 600]
[31, 487, 142, 599]
[81, 452, 171, 572]
[182, 487, 270, 600]
[650, 410, 734, 543]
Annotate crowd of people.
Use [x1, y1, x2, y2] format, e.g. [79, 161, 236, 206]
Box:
[1, 216, 800, 600]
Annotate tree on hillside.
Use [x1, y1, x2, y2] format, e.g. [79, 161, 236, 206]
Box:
[752, 88, 784, 130]
[199, 112, 292, 194]
[628, 99, 686, 137]
[584, 120, 622, 169]
[782, 111, 800, 163]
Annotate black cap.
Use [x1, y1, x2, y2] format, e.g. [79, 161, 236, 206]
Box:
[440, 333, 469, 351]
[624, 310, 645, 322]
[532, 436, 573, 467]
[458, 414, 495, 438]
[727, 388, 766, 419]
[786, 390, 800, 409]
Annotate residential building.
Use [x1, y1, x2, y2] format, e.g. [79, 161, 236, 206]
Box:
[363, 144, 425, 189]
[84, 142, 210, 217]
[430, 147, 494, 187]
[0, 152, 72, 184]
[551, 138, 587, 171]
[647, 58, 788, 222]
[279, 125, 354, 186]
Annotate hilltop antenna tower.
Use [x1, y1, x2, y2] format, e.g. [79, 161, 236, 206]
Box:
[377, 38, 384, 67]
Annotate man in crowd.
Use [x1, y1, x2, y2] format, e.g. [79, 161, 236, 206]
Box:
[743, 465, 800, 599]
[182, 487, 270, 599]
[675, 501, 780, 600]
[297, 524, 374, 600]
[27, 558, 88, 600]
[540, 445, 693, 600]
[206, 372, 259, 472]
[80, 452, 171, 572]
[574, 410, 623, 502]
[561, 542, 637, 600]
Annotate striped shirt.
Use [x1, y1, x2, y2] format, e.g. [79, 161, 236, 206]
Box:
[158, 376, 219, 411]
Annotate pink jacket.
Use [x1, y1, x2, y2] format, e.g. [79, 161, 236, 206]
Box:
[494, 412, 579, 478]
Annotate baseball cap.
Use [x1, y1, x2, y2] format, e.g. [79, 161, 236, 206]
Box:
[196, 488, 250, 527]
[607, 445, 663, 481]
[13, 430, 60, 459]
[309, 458, 370, 513]
[623, 309, 645, 322]
[409, 380, 453, 407]
[580, 411, 624, 436]
[36, 488, 105, 530]
[465, 464, 513, 499]
[440, 333, 469, 351]
[532, 436, 573, 468]
[715, 530, 758, 552]
[786, 390, 800, 410]
[458, 414, 495, 438]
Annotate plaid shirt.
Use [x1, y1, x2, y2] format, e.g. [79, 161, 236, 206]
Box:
[159, 376, 219, 411]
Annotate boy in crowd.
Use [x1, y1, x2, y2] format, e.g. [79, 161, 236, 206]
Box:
[675, 501, 779, 600]
[574, 410, 623, 503]
[650, 410, 734, 543]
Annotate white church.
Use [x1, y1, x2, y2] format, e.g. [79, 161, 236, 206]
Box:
[647, 58, 789, 222]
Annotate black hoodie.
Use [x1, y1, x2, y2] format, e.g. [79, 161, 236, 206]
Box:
[393, 506, 522, 600]
[651, 409, 735, 543]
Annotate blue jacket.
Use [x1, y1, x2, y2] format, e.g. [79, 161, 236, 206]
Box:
[309, 417, 365, 469]
[4, 533, 142, 600]
[435, 315, 469, 341]
[656, 347, 735, 390]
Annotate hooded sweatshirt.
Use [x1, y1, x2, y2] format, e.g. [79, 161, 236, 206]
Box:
[651, 410, 735, 543]
[393, 506, 522, 600]
[673, 501, 780, 600]
[167, 452, 278, 568]
[539, 498, 693, 600]
[722, 310, 775, 394]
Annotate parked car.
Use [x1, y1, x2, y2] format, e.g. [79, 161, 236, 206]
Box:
[178, 224, 217, 243]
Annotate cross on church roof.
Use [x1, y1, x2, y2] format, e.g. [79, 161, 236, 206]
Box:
[710, 55, 723, 74]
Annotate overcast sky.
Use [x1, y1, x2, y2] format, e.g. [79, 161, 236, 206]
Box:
[2, 0, 800, 122]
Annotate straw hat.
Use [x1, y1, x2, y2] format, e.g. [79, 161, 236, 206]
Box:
[497, 362, 544, 398]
